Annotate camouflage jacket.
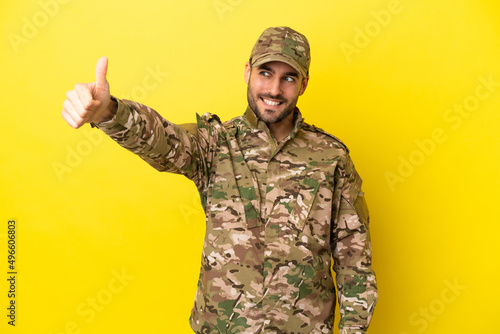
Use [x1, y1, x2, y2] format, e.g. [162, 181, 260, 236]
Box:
[94, 97, 378, 334]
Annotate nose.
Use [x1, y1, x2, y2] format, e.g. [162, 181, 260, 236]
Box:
[267, 77, 282, 97]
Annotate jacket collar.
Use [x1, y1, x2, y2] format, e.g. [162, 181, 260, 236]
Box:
[242, 105, 305, 139]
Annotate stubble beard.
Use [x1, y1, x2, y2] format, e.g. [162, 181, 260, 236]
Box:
[247, 84, 299, 125]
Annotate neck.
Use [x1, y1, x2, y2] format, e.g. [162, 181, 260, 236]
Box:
[267, 112, 295, 142]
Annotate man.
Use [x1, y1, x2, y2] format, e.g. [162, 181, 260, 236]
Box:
[61, 27, 377, 334]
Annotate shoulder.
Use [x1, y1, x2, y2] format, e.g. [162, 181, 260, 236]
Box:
[301, 122, 350, 154]
[195, 112, 224, 133]
[198, 112, 223, 125]
[196, 112, 243, 139]
[198, 112, 241, 128]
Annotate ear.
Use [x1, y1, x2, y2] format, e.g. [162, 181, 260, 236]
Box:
[244, 62, 251, 85]
[299, 75, 309, 96]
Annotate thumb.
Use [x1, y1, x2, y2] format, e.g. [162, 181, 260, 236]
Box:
[95, 56, 108, 88]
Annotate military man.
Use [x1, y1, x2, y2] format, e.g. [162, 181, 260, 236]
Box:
[61, 27, 377, 334]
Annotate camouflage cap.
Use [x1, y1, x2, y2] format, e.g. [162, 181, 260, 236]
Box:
[250, 26, 311, 79]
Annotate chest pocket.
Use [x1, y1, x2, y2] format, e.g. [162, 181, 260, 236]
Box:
[267, 170, 325, 232]
[289, 171, 323, 228]
[207, 141, 262, 231]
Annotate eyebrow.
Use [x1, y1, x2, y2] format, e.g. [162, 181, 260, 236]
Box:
[258, 64, 299, 78]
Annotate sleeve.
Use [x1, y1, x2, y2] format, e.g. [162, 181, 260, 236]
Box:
[92, 96, 218, 192]
[331, 154, 378, 334]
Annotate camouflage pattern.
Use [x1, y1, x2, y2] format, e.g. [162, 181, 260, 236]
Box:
[250, 26, 311, 79]
[94, 97, 377, 333]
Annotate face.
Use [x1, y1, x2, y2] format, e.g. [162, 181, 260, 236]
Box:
[245, 61, 308, 125]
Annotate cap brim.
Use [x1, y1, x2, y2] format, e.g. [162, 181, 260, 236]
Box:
[252, 53, 307, 79]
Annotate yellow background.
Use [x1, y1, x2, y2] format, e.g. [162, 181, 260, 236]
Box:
[1, 0, 499, 333]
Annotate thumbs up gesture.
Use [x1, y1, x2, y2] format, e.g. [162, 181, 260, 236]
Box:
[62, 57, 116, 128]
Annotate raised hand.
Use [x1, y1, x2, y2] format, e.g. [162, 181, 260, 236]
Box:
[61, 57, 116, 128]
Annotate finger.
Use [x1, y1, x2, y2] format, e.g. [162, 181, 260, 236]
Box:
[74, 83, 101, 112]
[66, 86, 100, 121]
[65, 89, 86, 119]
[61, 108, 79, 129]
[62, 99, 79, 120]
[95, 56, 108, 88]
[62, 99, 84, 128]
[66, 85, 103, 127]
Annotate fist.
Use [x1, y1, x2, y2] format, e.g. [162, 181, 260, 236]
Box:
[61, 57, 112, 129]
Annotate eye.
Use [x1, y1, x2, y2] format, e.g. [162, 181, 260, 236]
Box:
[259, 71, 270, 77]
[283, 76, 295, 82]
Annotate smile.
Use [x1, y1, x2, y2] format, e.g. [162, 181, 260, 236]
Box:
[261, 98, 283, 106]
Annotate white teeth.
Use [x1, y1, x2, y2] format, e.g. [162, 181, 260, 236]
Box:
[263, 98, 281, 106]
